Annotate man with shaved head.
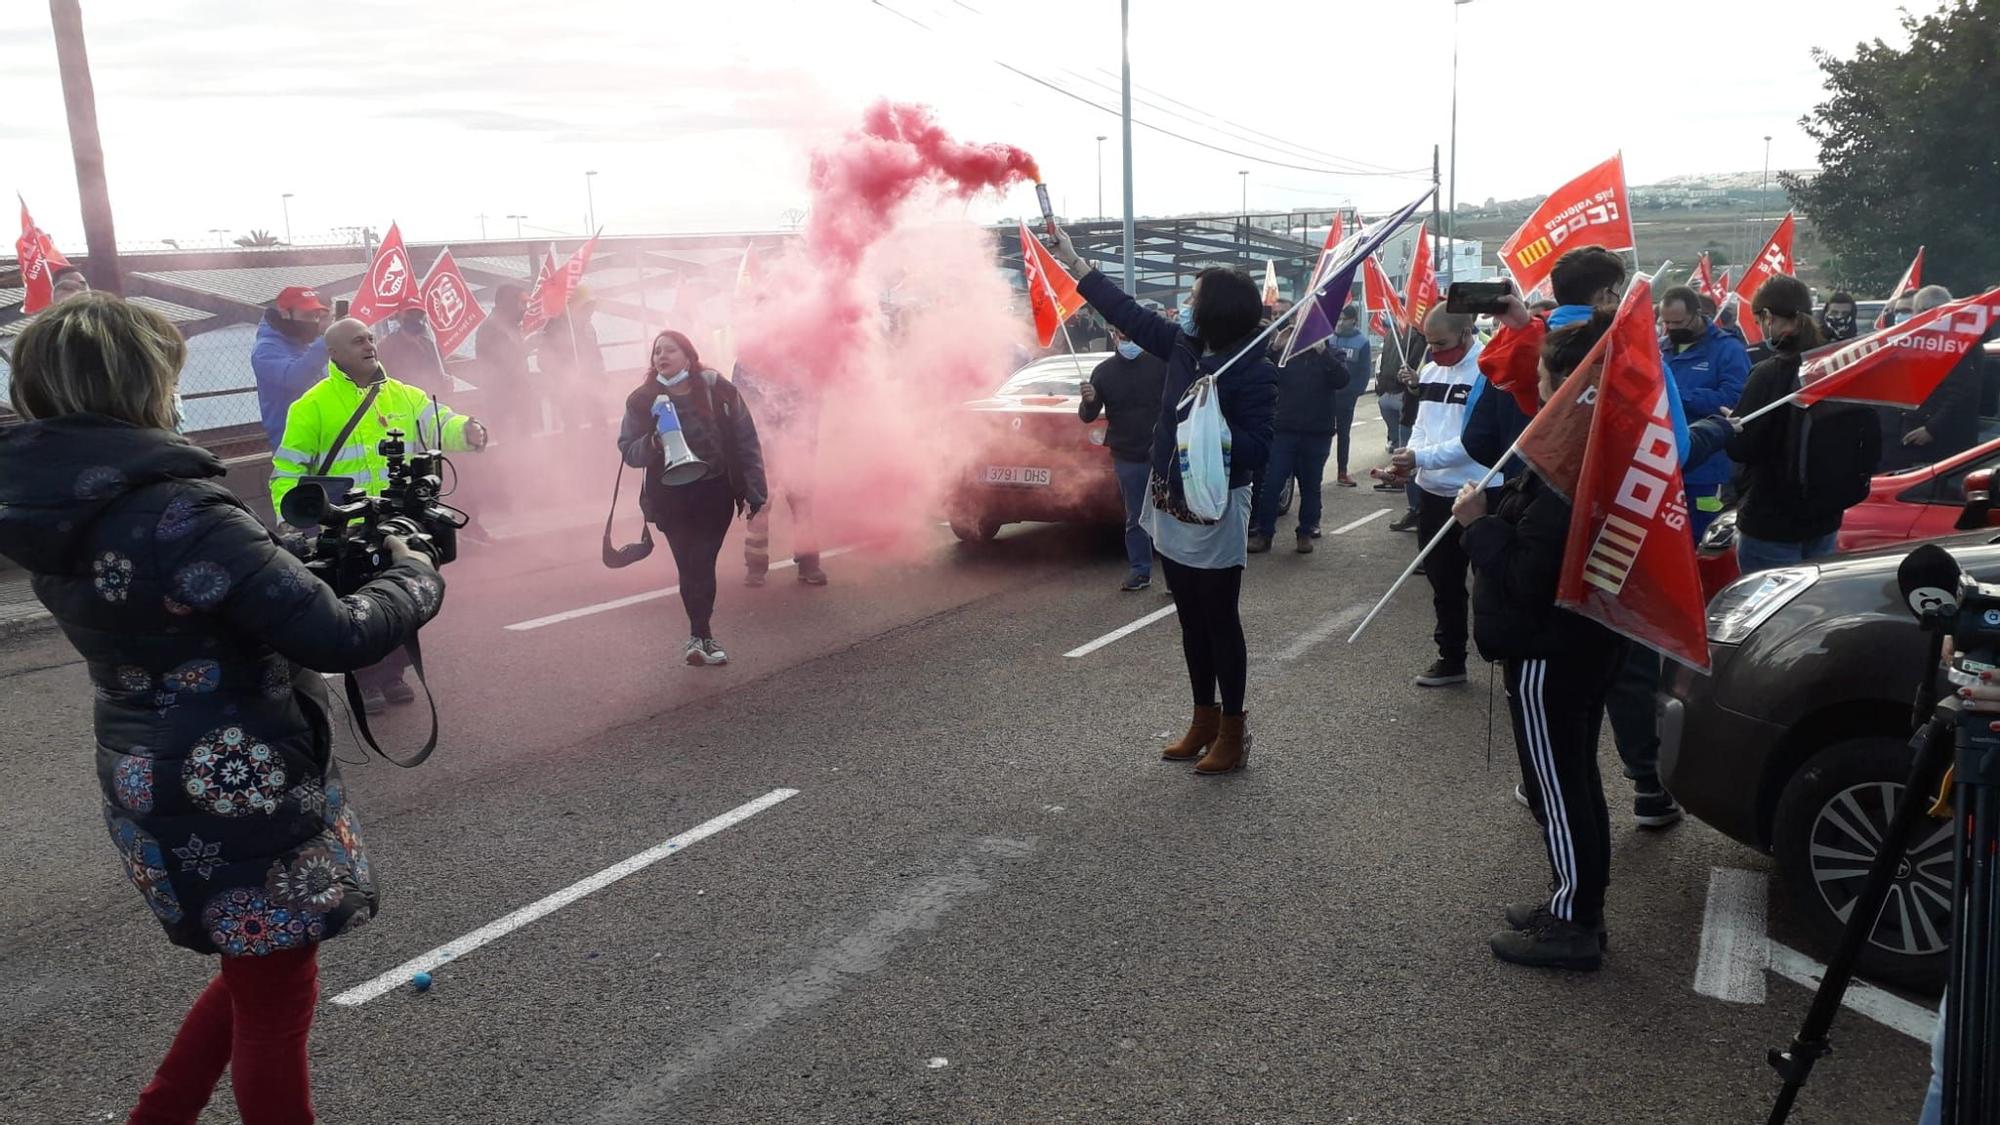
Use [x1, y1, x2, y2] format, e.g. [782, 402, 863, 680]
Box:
[270, 316, 488, 711]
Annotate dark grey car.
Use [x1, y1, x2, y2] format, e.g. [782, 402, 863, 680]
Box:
[1660, 533, 2000, 993]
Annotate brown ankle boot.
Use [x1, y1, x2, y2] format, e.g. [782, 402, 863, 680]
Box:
[1194, 713, 1251, 774]
[1162, 705, 1222, 761]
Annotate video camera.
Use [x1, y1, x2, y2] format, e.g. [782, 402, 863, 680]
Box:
[279, 428, 465, 596]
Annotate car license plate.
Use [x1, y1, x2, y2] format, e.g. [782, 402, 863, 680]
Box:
[983, 465, 1052, 487]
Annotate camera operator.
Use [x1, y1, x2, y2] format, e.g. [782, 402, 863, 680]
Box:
[270, 317, 487, 712]
[0, 294, 446, 1124]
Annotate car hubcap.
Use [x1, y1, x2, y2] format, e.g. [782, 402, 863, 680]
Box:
[1808, 780, 1954, 958]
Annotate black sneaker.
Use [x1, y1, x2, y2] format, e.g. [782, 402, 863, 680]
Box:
[744, 570, 768, 588]
[1634, 789, 1685, 829]
[1388, 511, 1420, 533]
[797, 564, 830, 587]
[1120, 572, 1151, 592]
[1247, 534, 1272, 554]
[1503, 901, 1609, 950]
[1414, 659, 1467, 687]
[1371, 481, 1400, 493]
[1489, 916, 1604, 971]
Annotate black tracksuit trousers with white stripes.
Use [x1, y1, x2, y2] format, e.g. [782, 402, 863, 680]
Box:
[1505, 656, 1616, 929]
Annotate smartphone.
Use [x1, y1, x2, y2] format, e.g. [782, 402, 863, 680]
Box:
[333, 298, 351, 319]
[1445, 280, 1512, 316]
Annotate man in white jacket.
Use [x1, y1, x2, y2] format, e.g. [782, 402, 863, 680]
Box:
[1389, 308, 1490, 687]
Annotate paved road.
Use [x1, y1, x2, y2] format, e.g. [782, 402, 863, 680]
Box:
[0, 422, 1931, 1124]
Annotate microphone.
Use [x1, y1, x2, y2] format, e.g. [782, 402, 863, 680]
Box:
[1897, 542, 1964, 621]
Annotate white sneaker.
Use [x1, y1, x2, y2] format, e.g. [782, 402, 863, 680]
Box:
[685, 636, 728, 667]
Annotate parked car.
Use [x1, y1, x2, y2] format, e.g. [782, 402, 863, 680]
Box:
[1662, 518, 2000, 993]
[1697, 432, 2000, 597]
[944, 353, 1124, 542]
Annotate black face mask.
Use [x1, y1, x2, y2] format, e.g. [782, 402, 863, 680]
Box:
[1825, 313, 1857, 339]
[1667, 327, 1700, 346]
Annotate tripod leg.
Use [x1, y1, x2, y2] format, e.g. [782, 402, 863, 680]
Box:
[1767, 714, 1957, 1125]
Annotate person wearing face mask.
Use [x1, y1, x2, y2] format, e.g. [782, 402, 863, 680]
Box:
[1727, 275, 1882, 574]
[617, 330, 768, 667]
[50, 264, 90, 304]
[250, 286, 331, 452]
[1818, 291, 1861, 343]
[1046, 222, 1277, 775]
[1657, 285, 1751, 539]
[1080, 322, 1169, 590]
[1897, 284, 1990, 465]
[1327, 305, 1373, 488]
[374, 306, 448, 399]
[1248, 318, 1348, 553]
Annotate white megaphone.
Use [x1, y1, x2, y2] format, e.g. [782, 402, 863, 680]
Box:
[651, 395, 711, 485]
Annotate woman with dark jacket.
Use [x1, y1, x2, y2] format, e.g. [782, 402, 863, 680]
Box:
[1726, 275, 1882, 575]
[617, 330, 769, 667]
[1453, 311, 1625, 973]
[0, 294, 444, 1123]
[1046, 224, 1278, 775]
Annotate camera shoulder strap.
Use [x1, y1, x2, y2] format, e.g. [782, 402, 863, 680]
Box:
[340, 634, 438, 768]
[316, 382, 383, 476]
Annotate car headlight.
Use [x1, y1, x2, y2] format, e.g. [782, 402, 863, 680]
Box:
[1707, 566, 1818, 645]
[1700, 508, 1738, 552]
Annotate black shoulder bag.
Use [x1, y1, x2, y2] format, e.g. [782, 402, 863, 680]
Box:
[603, 452, 655, 567]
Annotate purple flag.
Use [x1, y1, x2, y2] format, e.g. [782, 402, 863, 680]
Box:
[1280, 190, 1432, 365]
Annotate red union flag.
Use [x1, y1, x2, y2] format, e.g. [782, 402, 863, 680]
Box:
[1729, 212, 1796, 346]
[1795, 286, 2000, 409]
[1498, 154, 1636, 296]
[1018, 222, 1082, 347]
[1403, 224, 1439, 329]
[1514, 278, 1653, 500]
[541, 233, 600, 323]
[1875, 247, 1926, 331]
[1709, 267, 1733, 308]
[1364, 254, 1405, 335]
[1555, 273, 1710, 671]
[521, 247, 559, 335]
[347, 222, 419, 325]
[1688, 253, 1714, 303]
[16, 197, 71, 315]
[418, 248, 488, 357]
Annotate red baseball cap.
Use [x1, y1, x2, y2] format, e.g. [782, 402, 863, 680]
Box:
[275, 286, 329, 313]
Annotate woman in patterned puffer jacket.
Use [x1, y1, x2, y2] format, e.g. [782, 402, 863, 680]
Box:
[0, 294, 445, 1125]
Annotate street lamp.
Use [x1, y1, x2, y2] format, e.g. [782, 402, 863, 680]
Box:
[1095, 135, 1106, 221]
[1447, 0, 1475, 285]
[1239, 170, 1249, 226]
[209, 228, 228, 248]
[1760, 134, 1772, 226]
[280, 193, 293, 245]
[585, 171, 598, 232]
[507, 213, 526, 239]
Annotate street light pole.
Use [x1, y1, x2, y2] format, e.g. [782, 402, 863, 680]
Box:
[1119, 0, 1135, 291]
[1447, 0, 1474, 285]
[1760, 134, 1772, 232]
[1095, 135, 1106, 221]
[49, 0, 122, 294]
[508, 214, 525, 239]
[585, 170, 598, 232]
[1239, 170, 1249, 227]
[280, 193, 293, 245]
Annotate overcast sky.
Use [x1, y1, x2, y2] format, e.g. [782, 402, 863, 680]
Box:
[1, 0, 1919, 250]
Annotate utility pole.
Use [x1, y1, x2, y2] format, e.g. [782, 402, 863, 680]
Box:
[476, 212, 489, 240]
[1119, 0, 1135, 292]
[1760, 135, 1772, 233]
[1447, 0, 1474, 285]
[1431, 144, 1443, 277]
[49, 0, 121, 294]
[1095, 135, 1106, 221]
[281, 193, 294, 245]
[1239, 170, 1249, 227]
[585, 170, 598, 232]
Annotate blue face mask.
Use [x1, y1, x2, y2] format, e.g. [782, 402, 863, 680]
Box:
[1117, 340, 1142, 360]
[1177, 303, 1198, 337]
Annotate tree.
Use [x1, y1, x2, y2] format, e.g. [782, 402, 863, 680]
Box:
[233, 229, 282, 247]
[1783, 0, 2000, 295]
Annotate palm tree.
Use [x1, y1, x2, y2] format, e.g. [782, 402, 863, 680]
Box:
[234, 229, 283, 248]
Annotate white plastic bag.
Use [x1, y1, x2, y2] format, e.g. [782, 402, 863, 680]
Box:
[1175, 375, 1231, 521]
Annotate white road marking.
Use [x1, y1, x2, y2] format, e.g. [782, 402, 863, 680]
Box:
[1693, 865, 1935, 1043]
[503, 546, 858, 631]
[1328, 509, 1393, 535]
[330, 788, 800, 1006]
[1768, 942, 1937, 1043]
[1275, 602, 1371, 662]
[1064, 605, 1178, 658]
[1693, 867, 1770, 1004]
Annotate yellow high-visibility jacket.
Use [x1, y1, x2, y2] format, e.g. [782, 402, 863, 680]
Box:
[270, 363, 475, 511]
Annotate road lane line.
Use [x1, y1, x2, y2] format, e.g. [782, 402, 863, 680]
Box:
[1275, 602, 1371, 662]
[330, 788, 800, 1006]
[1064, 605, 1178, 658]
[1769, 942, 1935, 1042]
[504, 546, 858, 632]
[1693, 866, 1770, 1004]
[1329, 509, 1393, 535]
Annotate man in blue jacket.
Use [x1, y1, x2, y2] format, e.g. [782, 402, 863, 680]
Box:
[1657, 285, 1750, 538]
[250, 286, 331, 450]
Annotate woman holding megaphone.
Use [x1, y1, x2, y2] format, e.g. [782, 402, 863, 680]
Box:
[617, 330, 768, 666]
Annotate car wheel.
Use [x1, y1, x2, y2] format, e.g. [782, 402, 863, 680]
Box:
[1276, 477, 1294, 517]
[1772, 735, 1952, 994]
[948, 518, 1002, 543]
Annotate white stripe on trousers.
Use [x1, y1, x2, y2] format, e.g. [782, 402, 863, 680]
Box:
[1521, 660, 1582, 923]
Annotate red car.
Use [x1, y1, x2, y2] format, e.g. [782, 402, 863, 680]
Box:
[1698, 434, 2000, 596]
[945, 352, 1125, 542]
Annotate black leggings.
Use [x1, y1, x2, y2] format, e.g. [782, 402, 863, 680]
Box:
[653, 477, 736, 638]
[1160, 557, 1248, 715]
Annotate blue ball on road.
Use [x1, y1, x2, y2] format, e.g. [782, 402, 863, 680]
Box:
[411, 972, 433, 992]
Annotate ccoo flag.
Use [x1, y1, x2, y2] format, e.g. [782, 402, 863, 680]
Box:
[1364, 254, 1406, 336]
[418, 248, 488, 358]
[542, 232, 601, 324]
[1554, 272, 1710, 671]
[1018, 223, 1082, 348]
[1403, 223, 1440, 332]
[347, 222, 420, 326]
[1726, 213, 1796, 347]
[1498, 154, 1636, 297]
[1283, 189, 1434, 363]
[1795, 286, 2000, 409]
[14, 197, 71, 315]
[1874, 247, 1926, 331]
[521, 247, 560, 335]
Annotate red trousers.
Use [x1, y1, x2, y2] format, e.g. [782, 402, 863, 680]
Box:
[128, 945, 319, 1125]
